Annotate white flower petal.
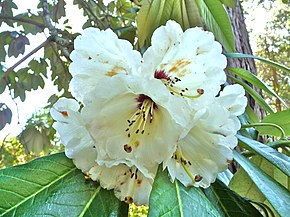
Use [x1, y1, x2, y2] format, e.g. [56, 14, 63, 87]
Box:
[89, 164, 157, 205]
[217, 84, 247, 116]
[142, 20, 226, 100]
[81, 75, 190, 176]
[51, 98, 97, 172]
[69, 27, 142, 101]
[165, 102, 240, 188]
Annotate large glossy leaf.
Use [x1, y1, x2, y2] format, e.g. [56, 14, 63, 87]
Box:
[225, 53, 290, 74]
[229, 75, 275, 114]
[227, 68, 288, 108]
[204, 179, 262, 216]
[195, 0, 235, 52]
[0, 153, 128, 217]
[148, 167, 220, 217]
[136, 0, 202, 47]
[258, 109, 290, 137]
[230, 155, 290, 217]
[237, 135, 290, 176]
[233, 151, 290, 216]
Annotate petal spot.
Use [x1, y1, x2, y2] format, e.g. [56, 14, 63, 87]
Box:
[134, 140, 140, 148]
[60, 111, 68, 117]
[168, 59, 191, 75]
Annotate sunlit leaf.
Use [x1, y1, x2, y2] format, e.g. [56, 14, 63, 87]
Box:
[225, 53, 290, 74]
[19, 126, 52, 154]
[230, 155, 290, 217]
[204, 179, 262, 216]
[256, 109, 290, 137]
[233, 151, 290, 216]
[0, 153, 128, 216]
[136, 0, 202, 47]
[237, 135, 290, 176]
[228, 68, 288, 108]
[229, 75, 275, 114]
[194, 0, 235, 52]
[148, 167, 221, 217]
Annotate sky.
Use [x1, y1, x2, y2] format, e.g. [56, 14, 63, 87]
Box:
[0, 0, 272, 139]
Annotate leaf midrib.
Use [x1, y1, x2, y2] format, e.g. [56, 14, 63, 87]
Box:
[79, 185, 101, 217]
[175, 180, 184, 217]
[1, 167, 77, 216]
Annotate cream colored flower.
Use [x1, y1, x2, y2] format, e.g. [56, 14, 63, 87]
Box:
[141, 20, 227, 102]
[164, 85, 247, 187]
[69, 28, 142, 101]
[81, 75, 191, 179]
[50, 98, 98, 172]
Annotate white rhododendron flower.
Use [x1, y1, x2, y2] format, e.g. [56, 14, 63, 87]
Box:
[81, 75, 190, 179]
[50, 98, 98, 172]
[51, 19, 247, 205]
[141, 20, 227, 103]
[50, 98, 157, 205]
[69, 27, 142, 101]
[164, 85, 247, 187]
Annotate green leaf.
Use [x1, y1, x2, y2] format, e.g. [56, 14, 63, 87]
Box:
[0, 153, 128, 217]
[229, 75, 275, 114]
[230, 155, 290, 217]
[0, 78, 6, 94]
[233, 151, 290, 216]
[204, 179, 262, 216]
[15, 13, 44, 35]
[0, 103, 12, 131]
[257, 109, 290, 137]
[194, 0, 235, 52]
[136, 0, 202, 47]
[237, 135, 290, 177]
[228, 68, 288, 109]
[8, 35, 30, 58]
[225, 53, 290, 75]
[52, 0, 66, 22]
[148, 167, 220, 217]
[19, 126, 52, 154]
[218, 0, 236, 7]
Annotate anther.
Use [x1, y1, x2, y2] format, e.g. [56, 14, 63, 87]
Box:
[194, 175, 203, 182]
[197, 89, 204, 95]
[124, 144, 132, 153]
[131, 173, 134, 179]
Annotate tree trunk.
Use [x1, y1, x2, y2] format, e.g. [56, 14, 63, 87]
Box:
[226, 1, 265, 120]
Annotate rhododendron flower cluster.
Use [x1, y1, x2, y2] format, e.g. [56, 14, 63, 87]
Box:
[51, 20, 247, 205]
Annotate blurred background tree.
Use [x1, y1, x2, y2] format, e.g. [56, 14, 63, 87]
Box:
[254, 3, 289, 111]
